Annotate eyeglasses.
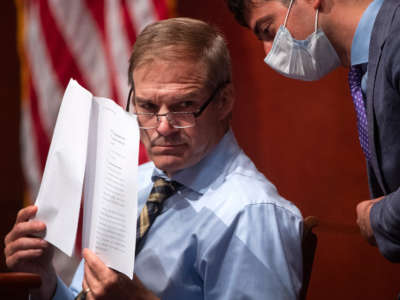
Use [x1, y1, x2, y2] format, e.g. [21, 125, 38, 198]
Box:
[125, 82, 228, 129]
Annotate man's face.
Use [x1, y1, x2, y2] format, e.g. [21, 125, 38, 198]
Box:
[132, 60, 229, 176]
[247, 0, 316, 55]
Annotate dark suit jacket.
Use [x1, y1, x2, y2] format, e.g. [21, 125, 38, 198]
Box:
[367, 0, 400, 262]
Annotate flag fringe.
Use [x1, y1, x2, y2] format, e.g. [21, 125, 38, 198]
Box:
[15, 0, 33, 207]
[166, 0, 177, 17]
[15, 0, 29, 105]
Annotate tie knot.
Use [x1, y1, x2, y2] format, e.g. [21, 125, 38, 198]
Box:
[348, 65, 363, 88]
[147, 178, 180, 203]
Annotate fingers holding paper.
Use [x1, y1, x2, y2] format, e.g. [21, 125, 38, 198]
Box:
[82, 248, 129, 300]
[4, 205, 57, 300]
[82, 248, 159, 300]
[4, 205, 54, 270]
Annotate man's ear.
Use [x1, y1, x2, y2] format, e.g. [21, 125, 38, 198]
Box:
[216, 83, 235, 121]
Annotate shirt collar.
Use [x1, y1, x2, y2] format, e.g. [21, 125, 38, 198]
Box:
[351, 0, 384, 66]
[152, 129, 241, 195]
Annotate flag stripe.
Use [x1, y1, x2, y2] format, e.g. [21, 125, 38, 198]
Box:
[38, 0, 87, 89]
[121, 0, 137, 47]
[105, 0, 132, 106]
[26, 2, 62, 135]
[151, 0, 169, 20]
[47, 0, 112, 97]
[127, 0, 157, 33]
[28, 76, 50, 171]
[85, 0, 120, 103]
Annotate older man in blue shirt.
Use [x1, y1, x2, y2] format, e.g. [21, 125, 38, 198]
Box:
[4, 17, 303, 300]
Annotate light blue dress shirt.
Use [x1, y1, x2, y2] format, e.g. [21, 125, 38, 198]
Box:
[52, 129, 303, 300]
[351, 0, 384, 94]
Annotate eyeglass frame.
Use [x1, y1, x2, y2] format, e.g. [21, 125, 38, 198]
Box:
[125, 81, 229, 129]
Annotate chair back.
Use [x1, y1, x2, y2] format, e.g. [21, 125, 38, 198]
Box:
[0, 272, 41, 299]
[299, 216, 319, 300]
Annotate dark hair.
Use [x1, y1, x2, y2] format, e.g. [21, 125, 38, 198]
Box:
[128, 17, 232, 91]
[226, 0, 251, 27]
[226, 0, 290, 28]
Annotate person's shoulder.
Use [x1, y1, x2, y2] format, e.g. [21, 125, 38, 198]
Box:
[381, 24, 400, 81]
[385, 17, 400, 46]
[208, 150, 302, 219]
[199, 163, 302, 243]
[381, 6, 400, 49]
[226, 169, 301, 217]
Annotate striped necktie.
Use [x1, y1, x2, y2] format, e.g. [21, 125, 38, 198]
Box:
[348, 65, 371, 161]
[135, 177, 180, 255]
[73, 178, 180, 300]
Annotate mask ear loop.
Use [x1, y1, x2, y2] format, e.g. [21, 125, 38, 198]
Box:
[314, 9, 319, 33]
[283, 0, 295, 27]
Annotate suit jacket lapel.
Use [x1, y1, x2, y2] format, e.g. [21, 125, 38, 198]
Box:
[366, 0, 399, 194]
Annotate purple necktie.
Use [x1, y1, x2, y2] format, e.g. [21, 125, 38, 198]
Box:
[348, 65, 370, 161]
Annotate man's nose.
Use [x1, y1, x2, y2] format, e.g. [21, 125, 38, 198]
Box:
[156, 114, 178, 135]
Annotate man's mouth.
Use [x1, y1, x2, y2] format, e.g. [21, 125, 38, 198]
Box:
[152, 143, 186, 152]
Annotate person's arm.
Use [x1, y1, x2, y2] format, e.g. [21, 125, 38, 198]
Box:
[356, 197, 382, 246]
[199, 203, 303, 299]
[4, 205, 57, 300]
[369, 194, 400, 262]
[358, 29, 400, 262]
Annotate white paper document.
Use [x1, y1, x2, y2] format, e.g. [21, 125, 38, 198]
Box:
[34, 79, 139, 278]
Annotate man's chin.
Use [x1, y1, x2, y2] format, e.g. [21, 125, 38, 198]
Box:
[152, 155, 187, 175]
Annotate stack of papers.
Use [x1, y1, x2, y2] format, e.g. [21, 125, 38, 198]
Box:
[34, 79, 139, 278]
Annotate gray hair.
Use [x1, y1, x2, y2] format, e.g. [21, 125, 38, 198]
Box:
[128, 17, 232, 90]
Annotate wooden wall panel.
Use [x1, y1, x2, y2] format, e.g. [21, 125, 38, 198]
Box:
[178, 1, 399, 299]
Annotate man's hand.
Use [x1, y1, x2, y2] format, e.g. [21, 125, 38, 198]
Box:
[356, 197, 383, 246]
[4, 205, 57, 300]
[82, 248, 159, 300]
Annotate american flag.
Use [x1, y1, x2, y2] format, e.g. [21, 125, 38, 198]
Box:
[16, 0, 173, 202]
[16, 0, 172, 281]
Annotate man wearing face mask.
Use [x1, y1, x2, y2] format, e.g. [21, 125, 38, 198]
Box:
[226, 0, 400, 262]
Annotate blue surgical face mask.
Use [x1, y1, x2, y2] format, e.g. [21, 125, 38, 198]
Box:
[264, 0, 340, 81]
